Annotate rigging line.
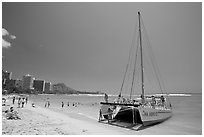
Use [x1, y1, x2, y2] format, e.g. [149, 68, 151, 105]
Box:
[143, 50, 161, 92]
[144, 50, 162, 93]
[130, 32, 140, 99]
[140, 16, 171, 105]
[123, 53, 133, 95]
[120, 40, 134, 95]
[141, 33, 162, 93]
[124, 53, 135, 95]
[140, 16, 164, 94]
[120, 15, 139, 96]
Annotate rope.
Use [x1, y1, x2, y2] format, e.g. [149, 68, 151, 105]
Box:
[140, 16, 172, 105]
[130, 33, 140, 99]
[119, 14, 139, 96]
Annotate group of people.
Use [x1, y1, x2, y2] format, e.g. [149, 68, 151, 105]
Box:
[104, 93, 166, 107]
[5, 106, 21, 120]
[13, 96, 28, 108]
[45, 99, 78, 108]
[62, 101, 78, 108]
[104, 93, 138, 104]
[150, 95, 166, 107]
[114, 95, 141, 105]
[2, 96, 22, 120]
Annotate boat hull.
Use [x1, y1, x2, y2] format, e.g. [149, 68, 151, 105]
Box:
[138, 107, 172, 126]
[100, 102, 172, 129]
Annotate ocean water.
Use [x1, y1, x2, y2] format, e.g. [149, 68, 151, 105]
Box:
[28, 93, 202, 134]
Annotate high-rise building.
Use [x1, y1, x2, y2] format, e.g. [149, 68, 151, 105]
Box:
[44, 82, 51, 93]
[2, 70, 12, 87]
[15, 79, 23, 89]
[22, 74, 34, 90]
[2, 70, 12, 80]
[5, 79, 16, 91]
[33, 79, 45, 92]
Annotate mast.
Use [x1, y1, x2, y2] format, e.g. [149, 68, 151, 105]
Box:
[138, 12, 145, 102]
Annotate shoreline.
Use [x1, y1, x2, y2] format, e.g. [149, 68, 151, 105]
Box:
[2, 96, 132, 135]
[2, 94, 202, 135]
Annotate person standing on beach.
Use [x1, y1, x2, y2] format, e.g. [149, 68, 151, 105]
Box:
[107, 108, 112, 123]
[12, 96, 15, 104]
[47, 101, 50, 108]
[99, 109, 102, 122]
[104, 93, 108, 103]
[62, 102, 64, 108]
[45, 101, 47, 107]
[67, 102, 69, 107]
[45, 98, 49, 107]
[18, 97, 21, 108]
[25, 97, 28, 104]
[21, 98, 25, 108]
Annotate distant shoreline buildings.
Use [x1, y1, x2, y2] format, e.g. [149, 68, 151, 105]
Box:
[2, 70, 103, 95]
[2, 70, 52, 94]
[22, 74, 34, 90]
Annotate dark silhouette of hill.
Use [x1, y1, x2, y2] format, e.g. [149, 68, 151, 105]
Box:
[52, 83, 103, 95]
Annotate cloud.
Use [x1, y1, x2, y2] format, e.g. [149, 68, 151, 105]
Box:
[2, 28, 9, 36]
[2, 39, 11, 48]
[10, 35, 16, 40]
[2, 28, 16, 48]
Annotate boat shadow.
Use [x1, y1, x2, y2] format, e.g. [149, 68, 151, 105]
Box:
[99, 119, 169, 131]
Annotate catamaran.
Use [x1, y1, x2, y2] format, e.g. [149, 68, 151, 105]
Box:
[99, 12, 172, 130]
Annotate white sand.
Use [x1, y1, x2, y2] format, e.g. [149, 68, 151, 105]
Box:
[2, 95, 202, 135]
[2, 97, 135, 135]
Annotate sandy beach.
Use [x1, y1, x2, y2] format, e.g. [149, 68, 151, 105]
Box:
[2, 95, 136, 135]
[2, 94, 202, 135]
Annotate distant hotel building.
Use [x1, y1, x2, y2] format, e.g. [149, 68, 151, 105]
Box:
[2, 70, 13, 90]
[5, 79, 16, 91]
[33, 79, 45, 92]
[22, 74, 34, 90]
[44, 82, 51, 93]
[2, 70, 12, 80]
[2, 70, 12, 86]
[15, 79, 23, 89]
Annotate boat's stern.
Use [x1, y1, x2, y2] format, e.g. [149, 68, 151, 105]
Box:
[99, 102, 144, 130]
[138, 106, 172, 126]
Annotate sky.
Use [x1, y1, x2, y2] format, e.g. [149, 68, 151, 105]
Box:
[2, 2, 202, 94]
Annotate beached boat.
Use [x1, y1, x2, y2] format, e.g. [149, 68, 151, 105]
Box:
[99, 12, 172, 130]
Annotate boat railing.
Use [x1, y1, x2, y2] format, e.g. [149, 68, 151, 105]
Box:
[100, 102, 141, 107]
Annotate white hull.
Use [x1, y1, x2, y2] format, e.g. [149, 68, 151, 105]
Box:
[138, 107, 172, 126]
[100, 102, 172, 130]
